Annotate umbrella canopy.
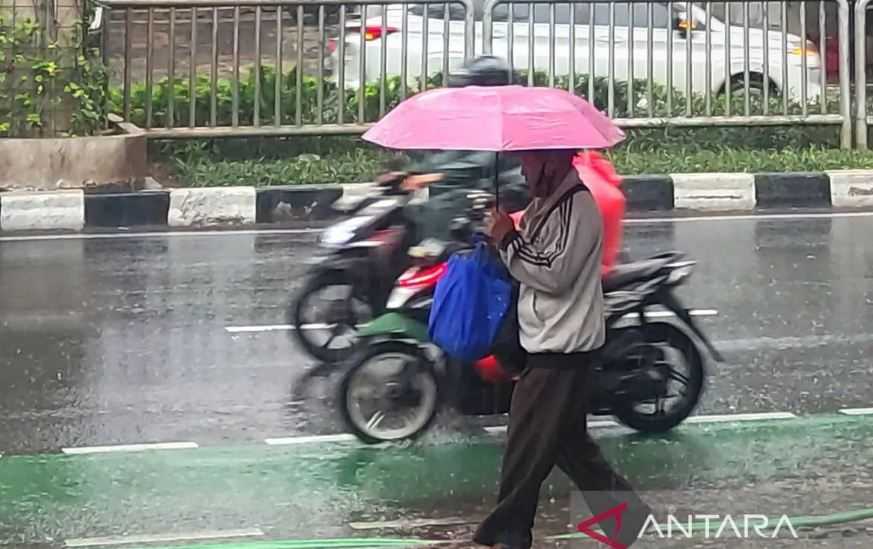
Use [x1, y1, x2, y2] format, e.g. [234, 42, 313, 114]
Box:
[362, 85, 625, 152]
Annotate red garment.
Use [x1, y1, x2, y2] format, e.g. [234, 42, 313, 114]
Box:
[510, 153, 625, 275]
[573, 150, 626, 274]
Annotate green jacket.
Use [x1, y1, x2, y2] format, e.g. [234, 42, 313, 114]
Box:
[406, 150, 530, 241]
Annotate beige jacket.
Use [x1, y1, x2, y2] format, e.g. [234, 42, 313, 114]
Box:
[498, 171, 606, 354]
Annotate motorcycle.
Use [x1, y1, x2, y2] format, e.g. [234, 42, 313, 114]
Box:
[288, 175, 420, 363]
[338, 225, 724, 444]
[289, 170, 515, 364]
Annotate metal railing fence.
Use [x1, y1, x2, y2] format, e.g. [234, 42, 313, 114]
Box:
[481, 0, 851, 147]
[854, 0, 872, 148]
[97, 0, 475, 137]
[94, 0, 864, 147]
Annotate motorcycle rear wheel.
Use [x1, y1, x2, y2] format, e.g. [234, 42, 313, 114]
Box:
[339, 341, 442, 444]
[612, 322, 705, 434]
[289, 270, 373, 364]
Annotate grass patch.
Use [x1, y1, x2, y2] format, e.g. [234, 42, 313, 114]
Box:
[173, 147, 387, 186]
[612, 147, 873, 175]
[153, 126, 873, 187]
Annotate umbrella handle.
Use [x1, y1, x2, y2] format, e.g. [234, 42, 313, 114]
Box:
[494, 152, 500, 212]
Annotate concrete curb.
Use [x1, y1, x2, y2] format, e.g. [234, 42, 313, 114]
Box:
[167, 187, 257, 227]
[0, 190, 86, 231]
[827, 170, 873, 208]
[672, 173, 755, 211]
[256, 185, 344, 223]
[754, 172, 832, 208]
[1, 171, 872, 232]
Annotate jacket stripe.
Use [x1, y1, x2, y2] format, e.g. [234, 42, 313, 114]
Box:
[514, 200, 568, 266]
[513, 192, 578, 267]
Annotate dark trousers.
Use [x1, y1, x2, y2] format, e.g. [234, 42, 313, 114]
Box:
[473, 353, 649, 548]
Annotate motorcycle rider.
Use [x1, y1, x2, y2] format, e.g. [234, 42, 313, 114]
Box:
[384, 56, 531, 242]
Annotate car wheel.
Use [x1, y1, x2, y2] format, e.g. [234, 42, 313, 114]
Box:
[728, 74, 779, 98]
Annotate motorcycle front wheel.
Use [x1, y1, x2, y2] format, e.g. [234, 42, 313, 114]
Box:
[611, 322, 706, 434]
[339, 341, 442, 444]
[289, 269, 374, 364]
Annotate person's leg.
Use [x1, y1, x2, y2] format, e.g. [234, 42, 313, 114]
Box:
[473, 362, 575, 548]
[555, 364, 635, 492]
[555, 361, 651, 546]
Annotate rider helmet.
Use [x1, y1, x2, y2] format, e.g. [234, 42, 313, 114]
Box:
[447, 55, 521, 87]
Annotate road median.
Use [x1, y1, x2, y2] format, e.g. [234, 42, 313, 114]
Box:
[1, 170, 873, 232]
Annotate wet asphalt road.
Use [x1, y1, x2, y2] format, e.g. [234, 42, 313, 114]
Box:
[4, 211, 873, 549]
[2, 213, 873, 454]
[3, 414, 873, 548]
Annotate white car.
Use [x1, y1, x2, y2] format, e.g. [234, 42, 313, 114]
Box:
[326, 0, 823, 107]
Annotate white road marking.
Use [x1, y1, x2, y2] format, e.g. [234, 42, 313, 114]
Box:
[225, 309, 719, 334]
[226, 322, 358, 333]
[715, 332, 873, 353]
[25, 410, 862, 457]
[684, 412, 796, 423]
[625, 210, 873, 224]
[3, 209, 872, 244]
[839, 408, 873, 416]
[487, 420, 624, 434]
[265, 434, 358, 445]
[226, 323, 298, 333]
[64, 528, 264, 547]
[61, 442, 198, 455]
[483, 414, 796, 434]
[587, 419, 622, 429]
[349, 517, 472, 530]
[0, 228, 318, 242]
[643, 309, 719, 318]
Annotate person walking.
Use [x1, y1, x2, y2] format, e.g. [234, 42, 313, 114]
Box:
[474, 149, 650, 549]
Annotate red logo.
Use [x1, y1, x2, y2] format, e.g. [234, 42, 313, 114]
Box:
[577, 501, 630, 549]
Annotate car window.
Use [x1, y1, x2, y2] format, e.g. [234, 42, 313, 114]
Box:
[490, 2, 672, 27]
[593, 3, 673, 28]
[492, 4, 590, 24]
[705, 1, 790, 29]
[407, 3, 471, 21]
[405, 0, 495, 21]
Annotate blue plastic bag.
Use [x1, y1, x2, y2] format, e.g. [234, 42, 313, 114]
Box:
[427, 242, 513, 362]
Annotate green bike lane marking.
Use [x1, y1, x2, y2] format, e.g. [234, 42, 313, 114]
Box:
[2, 413, 873, 548]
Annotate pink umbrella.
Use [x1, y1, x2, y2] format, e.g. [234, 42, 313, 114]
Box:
[362, 85, 625, 152]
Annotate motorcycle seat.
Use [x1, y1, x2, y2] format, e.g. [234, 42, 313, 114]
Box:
[603, 254, 680, 293]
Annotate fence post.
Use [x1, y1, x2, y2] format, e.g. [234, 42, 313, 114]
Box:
[482, 0, 496, 54]
[855, 0, 870, 149]
[462, 0, 476, 60]
[837, 0, 852, 148]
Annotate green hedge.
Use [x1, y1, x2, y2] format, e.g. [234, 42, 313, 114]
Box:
[114, 66, 416, 128]
[137, 66, 856, 186]
[157, 139, 873, 187]
[115, 66, 836, 129]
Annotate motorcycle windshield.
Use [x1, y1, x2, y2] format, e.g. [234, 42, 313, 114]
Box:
[320, 215, 377, 246]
